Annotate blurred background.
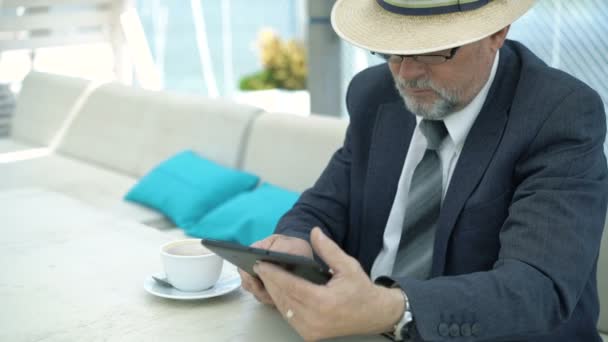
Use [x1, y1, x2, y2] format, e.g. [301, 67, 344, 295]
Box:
[0, 0, 607, 147]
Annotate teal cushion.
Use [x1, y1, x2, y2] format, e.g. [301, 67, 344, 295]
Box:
[186, 183, 299, 246]
[125, 150, 259, 227]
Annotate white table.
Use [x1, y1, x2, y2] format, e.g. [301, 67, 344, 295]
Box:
[0, 189, 387, 342]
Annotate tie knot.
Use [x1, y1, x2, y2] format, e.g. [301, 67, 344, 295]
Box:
[419, 119, 448, 150]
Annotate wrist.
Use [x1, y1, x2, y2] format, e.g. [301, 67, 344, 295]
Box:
[375, 285, 406, 333]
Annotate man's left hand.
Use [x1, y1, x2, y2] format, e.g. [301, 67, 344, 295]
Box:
[254, 227, 405, 341]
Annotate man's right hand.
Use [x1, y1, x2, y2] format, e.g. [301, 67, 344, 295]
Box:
[238, 234, 313, 305]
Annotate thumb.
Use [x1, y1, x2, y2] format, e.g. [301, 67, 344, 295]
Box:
[310, 227, 357, 274]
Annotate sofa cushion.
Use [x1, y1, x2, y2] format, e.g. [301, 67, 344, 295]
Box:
[11, 71, 92, 147]
[133, 91, 262, 177]
[57, 81, 261, 177]
[186, 182, 299, 246]
[242, 112, 347, 192]
[125, 150, 259, 228]
[0, 153, 164, 224]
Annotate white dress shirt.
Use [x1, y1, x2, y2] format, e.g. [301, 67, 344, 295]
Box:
[370, 51, 500, 280]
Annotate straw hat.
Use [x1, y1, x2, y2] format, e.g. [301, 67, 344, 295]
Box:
[331, 0, 536, 55]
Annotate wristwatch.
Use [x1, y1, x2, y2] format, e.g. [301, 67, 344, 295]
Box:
[390, 288, 413, 341]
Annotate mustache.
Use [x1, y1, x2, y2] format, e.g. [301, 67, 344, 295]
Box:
[395, 77, 436, 91]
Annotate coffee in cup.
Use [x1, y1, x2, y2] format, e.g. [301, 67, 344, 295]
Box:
[160, 239, 223, 292]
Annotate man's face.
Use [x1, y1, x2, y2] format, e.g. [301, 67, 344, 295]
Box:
[388, 32, 505, 120]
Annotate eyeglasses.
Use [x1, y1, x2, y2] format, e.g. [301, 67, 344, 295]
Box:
[371, 47, 461, 65]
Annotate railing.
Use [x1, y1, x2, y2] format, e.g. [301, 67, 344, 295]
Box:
[0, 0, 128, 51]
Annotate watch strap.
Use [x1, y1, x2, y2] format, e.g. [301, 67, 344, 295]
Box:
[393, 288, 413, 341]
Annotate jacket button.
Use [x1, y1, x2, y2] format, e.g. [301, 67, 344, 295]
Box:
[449, 323, 460, 337]
[438, 323, 450, 336]
[461, 323, 472, 336]
[472, 322, 482, 336]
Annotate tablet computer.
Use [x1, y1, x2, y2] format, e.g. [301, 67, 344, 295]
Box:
[201, 238, 332, 285]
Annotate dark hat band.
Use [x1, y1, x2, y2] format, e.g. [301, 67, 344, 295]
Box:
[376, 0, 492, 16]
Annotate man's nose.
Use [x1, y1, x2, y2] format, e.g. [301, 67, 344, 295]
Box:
[398, 58, 428, 80]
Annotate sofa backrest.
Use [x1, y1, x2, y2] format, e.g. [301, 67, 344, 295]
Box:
[598, 215, 608, 335]
[12, 71, 92, 146]
[133, 91, 262, 176]
[57, 81, 261, 176]
[242, 112, 347, 192]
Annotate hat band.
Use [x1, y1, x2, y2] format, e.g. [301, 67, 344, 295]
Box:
[377, 0, 492, 16]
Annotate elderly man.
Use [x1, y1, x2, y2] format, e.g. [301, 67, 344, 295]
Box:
[240, 0, 608, 341]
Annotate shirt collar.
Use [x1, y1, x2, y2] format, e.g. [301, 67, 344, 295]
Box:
[442, 50, 500, 148]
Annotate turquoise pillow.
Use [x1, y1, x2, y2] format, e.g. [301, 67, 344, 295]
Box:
[186, 183, 299, 246]
[125, 150, 259, 227]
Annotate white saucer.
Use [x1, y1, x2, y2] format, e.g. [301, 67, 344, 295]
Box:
[144, 273, 241, 300]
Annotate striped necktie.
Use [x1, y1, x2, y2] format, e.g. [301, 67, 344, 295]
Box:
[392, 119, 448, 279]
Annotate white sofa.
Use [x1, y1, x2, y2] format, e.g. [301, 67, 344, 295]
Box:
[1, 71, 606, 340]
[0, 71, 346, 231]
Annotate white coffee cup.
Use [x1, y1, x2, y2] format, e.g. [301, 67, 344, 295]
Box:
[160, 239, 223, 292]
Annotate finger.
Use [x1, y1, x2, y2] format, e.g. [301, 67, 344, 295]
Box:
[256, 265, 288, 308]
[247, 281, 275, 305]
[251, 240, 266, 248]
[238, 268, 252, 290]
[256, 262, 330, 338]
[265, 235, 303, 254]
[257, 266, 300, 321]
[251, 235, 278, 249]
[253, 289, 276, 306]
[310, 227, 359, 275]
[252, 235, 295, 254]
[254, 261, 316, 306]
[239, 268, 275, 305]
[238, 267, 260, 289]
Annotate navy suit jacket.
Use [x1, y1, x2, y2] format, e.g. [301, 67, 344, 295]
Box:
[276, 40, 608, 341]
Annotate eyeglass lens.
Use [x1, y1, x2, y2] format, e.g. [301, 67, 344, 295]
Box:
[378, 47, 457, 65]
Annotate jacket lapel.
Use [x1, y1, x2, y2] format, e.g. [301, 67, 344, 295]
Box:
[431, 48, 519, 276]
[360, 100, 416, 273]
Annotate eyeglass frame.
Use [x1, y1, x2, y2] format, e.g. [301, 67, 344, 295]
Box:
[371, 46, 461, 65]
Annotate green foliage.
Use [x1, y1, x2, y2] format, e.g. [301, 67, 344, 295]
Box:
[238, 29, 307, 91]
[239, 70, 275, 90]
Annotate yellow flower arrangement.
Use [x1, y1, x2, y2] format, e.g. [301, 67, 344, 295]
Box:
[239, 29, 307, 91]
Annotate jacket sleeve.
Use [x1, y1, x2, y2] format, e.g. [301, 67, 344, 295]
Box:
[272, 65, 379, 245]
[274, 122, 353, 245]
[391, 86, 608, 341]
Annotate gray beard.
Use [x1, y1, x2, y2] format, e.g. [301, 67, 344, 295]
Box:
[394, 78, 462, 120]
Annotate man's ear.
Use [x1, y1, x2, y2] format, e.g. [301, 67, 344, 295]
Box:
[489, 26, 510, 52]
